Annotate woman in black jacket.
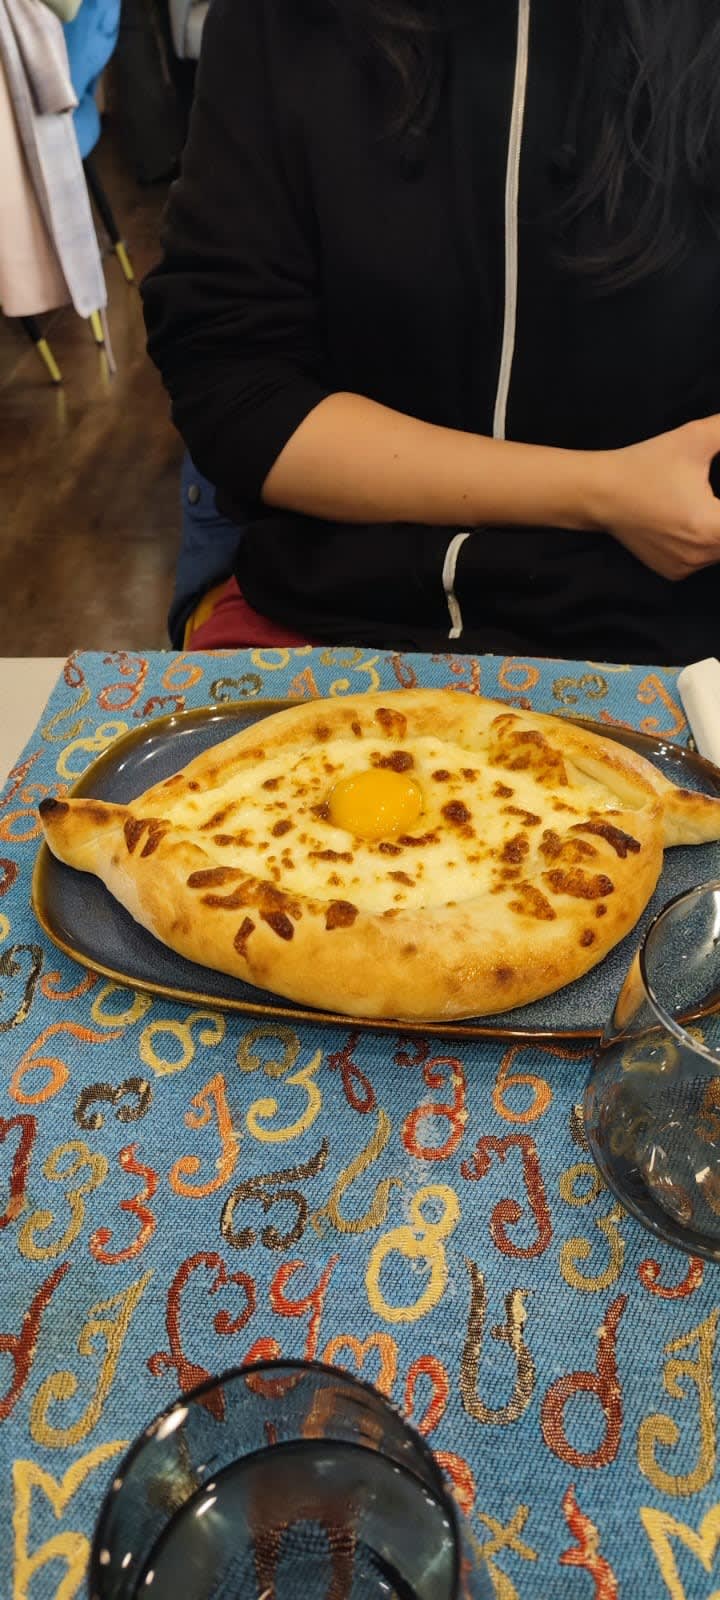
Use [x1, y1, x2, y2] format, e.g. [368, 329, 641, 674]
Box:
[143, 0, 720, 663]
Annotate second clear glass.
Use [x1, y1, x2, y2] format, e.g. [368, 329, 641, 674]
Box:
[584, 880, 720, 1260]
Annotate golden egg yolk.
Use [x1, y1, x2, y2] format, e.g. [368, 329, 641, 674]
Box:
[327, 768, 423, 840]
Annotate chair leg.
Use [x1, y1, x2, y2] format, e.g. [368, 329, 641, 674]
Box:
[83, 155, 135, 283]
[20, 316, 62, 383]
[89, 310, 105, 346]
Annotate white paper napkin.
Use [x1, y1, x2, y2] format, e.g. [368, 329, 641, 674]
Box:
[677, 658, 720, 766]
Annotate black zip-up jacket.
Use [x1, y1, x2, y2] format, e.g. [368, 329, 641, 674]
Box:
[142, 0, 720, 663]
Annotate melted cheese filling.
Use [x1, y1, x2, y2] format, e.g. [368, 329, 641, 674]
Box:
[166, 736, 630, 913]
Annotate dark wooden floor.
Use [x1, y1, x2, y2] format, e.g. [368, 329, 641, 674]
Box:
[0, 126, 183, 657]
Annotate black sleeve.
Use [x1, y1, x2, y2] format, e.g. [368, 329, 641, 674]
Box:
[141, 0, 330, 504]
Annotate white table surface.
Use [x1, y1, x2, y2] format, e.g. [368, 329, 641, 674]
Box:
[0, 658, 65, 787]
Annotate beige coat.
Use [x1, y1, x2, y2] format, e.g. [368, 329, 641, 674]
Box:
[0, 52, 68, 316]
[0, 0, 106, 319]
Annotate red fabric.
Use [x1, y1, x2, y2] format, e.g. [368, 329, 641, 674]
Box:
[188, 577, 314, 649]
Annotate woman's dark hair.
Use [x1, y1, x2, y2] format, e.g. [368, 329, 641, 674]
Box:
[331, 0, 720, 291]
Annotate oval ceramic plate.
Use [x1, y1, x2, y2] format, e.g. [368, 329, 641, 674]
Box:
[32, 700, 720, 1040]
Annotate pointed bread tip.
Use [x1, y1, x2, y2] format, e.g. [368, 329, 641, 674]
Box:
[38, 797, 69, 819]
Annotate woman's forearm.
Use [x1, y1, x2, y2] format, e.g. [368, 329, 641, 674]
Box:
[262, 391, 603, 531]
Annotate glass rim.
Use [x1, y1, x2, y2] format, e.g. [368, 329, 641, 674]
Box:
[88, 1356, 463, 1599]
[636, 877, 720, 1066]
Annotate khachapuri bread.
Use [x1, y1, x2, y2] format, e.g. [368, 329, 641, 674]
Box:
[38, 690, 720, 1021]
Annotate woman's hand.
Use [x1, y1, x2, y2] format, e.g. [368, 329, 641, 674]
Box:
[594, 416, 720, 580]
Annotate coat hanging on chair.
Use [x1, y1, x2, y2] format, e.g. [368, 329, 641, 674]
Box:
[0, 0, 106, 319]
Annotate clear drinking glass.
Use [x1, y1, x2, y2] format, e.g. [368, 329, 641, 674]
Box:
[89, 1360, 492, 1600]
[584, 880, 720, 1260]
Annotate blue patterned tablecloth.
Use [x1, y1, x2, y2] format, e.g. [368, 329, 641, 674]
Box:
[1, 647, 719, 1600]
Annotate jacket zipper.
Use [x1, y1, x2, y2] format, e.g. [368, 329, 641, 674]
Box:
[442, 0, 531, 640]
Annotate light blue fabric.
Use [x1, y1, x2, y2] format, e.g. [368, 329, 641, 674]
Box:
[63, 0, 119, 157]
[1, 649, 718, 1600]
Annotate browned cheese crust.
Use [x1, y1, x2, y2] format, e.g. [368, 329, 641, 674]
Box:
[37, 690, 720, 1020]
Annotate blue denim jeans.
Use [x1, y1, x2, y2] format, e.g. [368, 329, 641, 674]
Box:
[168, 452, 244, 646]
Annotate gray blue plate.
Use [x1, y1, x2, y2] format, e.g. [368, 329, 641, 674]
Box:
[31, 700, 720, 1040]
